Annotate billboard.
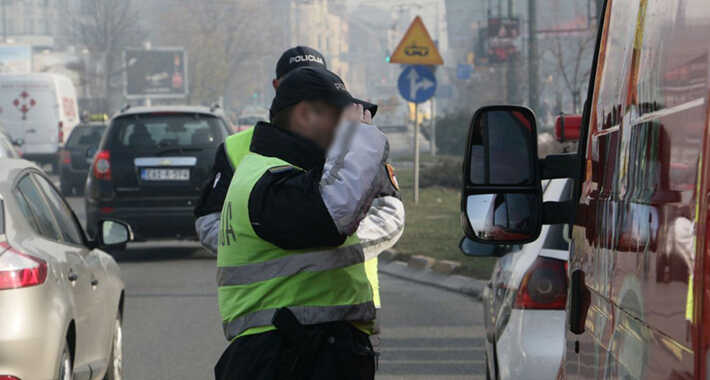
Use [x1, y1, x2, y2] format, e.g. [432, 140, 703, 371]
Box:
[487, 17, 521, 64]
[123, 48, 188, 98]
[0, 45, 32, 73]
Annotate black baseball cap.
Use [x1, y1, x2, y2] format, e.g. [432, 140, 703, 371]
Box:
[275, 46, 327, 79]
[271, 66, 377, 117]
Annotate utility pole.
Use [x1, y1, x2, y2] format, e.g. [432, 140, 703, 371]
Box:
[528, 0, 538, 114]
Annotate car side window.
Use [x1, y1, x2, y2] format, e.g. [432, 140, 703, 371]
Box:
[33, 174, 85, 245]
[14, 174, 61, 241]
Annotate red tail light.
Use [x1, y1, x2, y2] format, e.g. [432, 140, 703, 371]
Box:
[93, 150, 111, 180]
[514, 257, 568, 310]
[0, 376, 21, 380]
[59, 150, 71, 164]
[0, 242, 48, 290]
[58, 121, 64, 143]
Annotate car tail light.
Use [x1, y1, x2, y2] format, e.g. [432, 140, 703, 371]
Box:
[514, 257, 567, 310]
[58, 121, 64, 143]
[0, 376, 21, 380]
[93, 150, 111, 180]
[59, 150, 71, 165]
[0, 242, 48, 290]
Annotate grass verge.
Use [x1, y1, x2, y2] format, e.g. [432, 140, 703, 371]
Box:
[392, 167, 496, 280]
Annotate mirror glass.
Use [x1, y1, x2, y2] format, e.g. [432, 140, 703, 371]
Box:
[459, 237, 498, 257]
[101, 220, 129, 246]
[469, 109, 535, 185]
[466, 193, 537, 242]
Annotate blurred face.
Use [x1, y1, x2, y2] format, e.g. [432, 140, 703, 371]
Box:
[290, 101, 341, 149]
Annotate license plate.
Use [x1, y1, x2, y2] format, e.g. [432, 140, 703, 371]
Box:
[141, 168, 190, 181]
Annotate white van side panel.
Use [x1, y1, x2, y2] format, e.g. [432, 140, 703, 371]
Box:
[0, 73, 78, 157]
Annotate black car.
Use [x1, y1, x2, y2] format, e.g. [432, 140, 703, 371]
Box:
[85, 106, 230, 241]
[58, 122, 107, 195]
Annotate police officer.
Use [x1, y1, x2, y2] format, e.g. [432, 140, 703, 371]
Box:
[195, 46, 403, 311]
[213, 66, 394, 379]
[194, 46, 330, 249]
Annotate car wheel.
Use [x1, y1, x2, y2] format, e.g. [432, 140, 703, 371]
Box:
[58, 343, 73, 380]
[104, 313, 123, 380]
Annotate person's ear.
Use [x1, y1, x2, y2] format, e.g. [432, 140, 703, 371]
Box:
[272, 79, 279, 90]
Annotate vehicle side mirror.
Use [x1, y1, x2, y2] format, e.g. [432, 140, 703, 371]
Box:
[459, 237, 499, 257]
[461, 105, 543, 244]
[12, 138, 24, 147]
[98, 219, 133, 249]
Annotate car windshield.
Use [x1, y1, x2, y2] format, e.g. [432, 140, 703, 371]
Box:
[109, 114, 226, 150]
[66, 126, 106, 148]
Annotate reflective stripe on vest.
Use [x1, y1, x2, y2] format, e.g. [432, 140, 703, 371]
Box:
[217, 152, 375, 340]
[217, 243, 366, 286]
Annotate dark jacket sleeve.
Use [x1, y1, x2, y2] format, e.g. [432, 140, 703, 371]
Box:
[248, 166, 346, 249]
[194, 143, 234, 218]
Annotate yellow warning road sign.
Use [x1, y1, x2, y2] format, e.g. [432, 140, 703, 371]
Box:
[390, 16, 444, 65]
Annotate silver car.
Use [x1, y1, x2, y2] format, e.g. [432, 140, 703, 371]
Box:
[0, 158, 130, 380]
[462, 179, 572, 380]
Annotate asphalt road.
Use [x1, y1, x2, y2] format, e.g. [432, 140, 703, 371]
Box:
[65, 195, 485, 380]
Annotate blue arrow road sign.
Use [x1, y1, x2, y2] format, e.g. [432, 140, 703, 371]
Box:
[398, 65, 437, 103]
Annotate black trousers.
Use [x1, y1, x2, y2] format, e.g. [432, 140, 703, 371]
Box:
[214, 322, 376, 380]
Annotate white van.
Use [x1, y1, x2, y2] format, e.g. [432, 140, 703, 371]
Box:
[0, 73, 79, 168]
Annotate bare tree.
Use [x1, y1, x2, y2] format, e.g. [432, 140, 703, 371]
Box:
[63, 0, 145, 111]
[158, 0, 272, 106]
[549, 32, 595, 113]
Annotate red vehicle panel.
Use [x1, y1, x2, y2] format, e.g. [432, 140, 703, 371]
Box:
[563, 0, 710, 379]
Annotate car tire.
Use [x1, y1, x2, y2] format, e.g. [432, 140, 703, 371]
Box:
[58, 343, 73, 380]
[104, 312, 123, 380]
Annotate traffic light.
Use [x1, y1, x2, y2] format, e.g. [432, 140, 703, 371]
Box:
[385, 50, 391, 62]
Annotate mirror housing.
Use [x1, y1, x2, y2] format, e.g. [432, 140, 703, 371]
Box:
[459, 237, 517, 257]
[97, 219, 133, 249]
[461, 105, 543, 244]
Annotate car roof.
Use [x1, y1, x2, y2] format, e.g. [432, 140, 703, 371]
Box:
[0, 158, 40, 193]
[114, 105, 222, 118]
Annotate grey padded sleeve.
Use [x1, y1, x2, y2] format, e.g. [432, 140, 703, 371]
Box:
[357, 196, 406, 261]
[320, 121, 389, 235]
[195, 212, 221, 254]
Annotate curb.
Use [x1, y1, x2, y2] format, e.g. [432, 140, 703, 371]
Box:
[378, 254, 485, 300]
